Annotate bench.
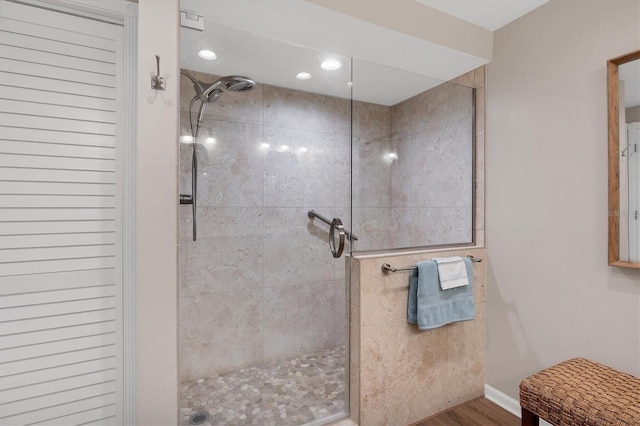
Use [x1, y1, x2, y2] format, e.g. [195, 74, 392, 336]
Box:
[519, 358, 640, 425]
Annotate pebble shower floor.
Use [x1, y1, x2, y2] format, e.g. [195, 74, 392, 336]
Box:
[179, 346, 346, 425]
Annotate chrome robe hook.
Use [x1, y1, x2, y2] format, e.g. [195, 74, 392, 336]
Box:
[151, 55, 166, 91]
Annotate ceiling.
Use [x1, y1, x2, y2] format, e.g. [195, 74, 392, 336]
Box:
[414, 0, 550, 31]
[179, 0, 549, 105]
[180, 21, 445, 106]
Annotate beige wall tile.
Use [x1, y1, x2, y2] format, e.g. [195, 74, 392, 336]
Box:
[446, 303, 485, 406]
[179, 234, 262, 297]
[349, 362, 360, 425]
[451, 70, 475, 88]
[411, 118, 473, 208]
[475, 133, 485, 184]
[349, 303, 361, 368]
[474, 66, 486, 89]
[358, 258, 410, 327]
[350, 257, 361, 308]
[380, 70, 481, 251]
[390, 97, 413, 139]
[352, 208, 392, 250]
[353, 248, 486, 424]
[391, 207, 473, 248]
[179, 206, 262, 297]
[352, 136, 392, 208]
[335, 279, 347, 347]
[352, 100, 391, 139]
[263, 127, 336, 207]
[263, 207, 335, 287]
[335, 97, 351, 136]
[180, 117, 264, 207]
[178, 291, 263, 382]
[475, 87, 485, 136]
[412, 82, 473, 134]
[390, 135, 413, 208]
[264, 84, 335, 132]
[263, 282, 337, 361]
[474, 181, 485, 233]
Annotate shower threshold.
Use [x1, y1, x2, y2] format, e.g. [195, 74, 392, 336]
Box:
[179, 345, 346, 426]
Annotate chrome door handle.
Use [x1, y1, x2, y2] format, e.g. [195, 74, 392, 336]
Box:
[329, 217, 346, 258]
[307, 210, 358, 242]
[307, 210, 356, 258]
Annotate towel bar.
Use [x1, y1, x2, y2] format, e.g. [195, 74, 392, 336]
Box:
[381, 255, 482, 273]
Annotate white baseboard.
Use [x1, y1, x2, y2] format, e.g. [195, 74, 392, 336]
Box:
[484, 384, 552, 426]
[484, 384, 521, 417]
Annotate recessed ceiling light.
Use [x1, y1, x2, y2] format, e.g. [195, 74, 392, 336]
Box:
[280, 145, 290, 151]
[205, 137, 216, 145]
[198, 49, 217, 60]
[298, 147, 309, 153]
[180, 135, 194, 143]
[260, 142, 271, 149]
[321, 59, 341, 71]
[296, 72, 311, 80]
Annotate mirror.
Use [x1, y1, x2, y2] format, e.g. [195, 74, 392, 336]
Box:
[608, 50, 640, 268]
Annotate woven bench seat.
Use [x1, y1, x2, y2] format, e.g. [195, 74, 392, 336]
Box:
[519, 358, 640, 426]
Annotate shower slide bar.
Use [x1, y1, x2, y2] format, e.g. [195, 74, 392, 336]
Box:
[381, 255, 482, 273]
[307, 210, 358, 242]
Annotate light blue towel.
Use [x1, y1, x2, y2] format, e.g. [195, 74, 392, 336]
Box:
[407, 258, 475, 330]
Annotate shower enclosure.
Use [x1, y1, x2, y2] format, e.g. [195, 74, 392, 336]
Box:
[177, 6, 474, 426]
[178, 20, 353, 426]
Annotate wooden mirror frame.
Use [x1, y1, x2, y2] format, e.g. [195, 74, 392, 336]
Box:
[608, 49, 640, 269]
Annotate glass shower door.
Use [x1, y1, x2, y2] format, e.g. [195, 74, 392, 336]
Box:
[177, 12, 352, 426]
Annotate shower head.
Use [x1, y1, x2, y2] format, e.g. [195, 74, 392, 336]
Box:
[182, 70, 256, 103]
[218, 75, 256, 92]
[201, 75, 255, 100]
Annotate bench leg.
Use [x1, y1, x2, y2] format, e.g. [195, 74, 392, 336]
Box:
[521, 407, 539, 426]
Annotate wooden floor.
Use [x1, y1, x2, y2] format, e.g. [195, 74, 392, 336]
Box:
[415, 398, 520, 426]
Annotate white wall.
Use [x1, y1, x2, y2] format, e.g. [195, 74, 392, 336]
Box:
[486, 0, 640, 399]
[136, 0, 179, 423]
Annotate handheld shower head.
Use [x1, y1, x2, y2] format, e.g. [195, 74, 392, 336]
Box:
[181, 70, 256, 103]
[201, 75, 255, 100]
[219, 76, 256, 92]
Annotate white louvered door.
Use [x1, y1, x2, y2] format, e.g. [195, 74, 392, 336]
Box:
[0, 1, 123, 424]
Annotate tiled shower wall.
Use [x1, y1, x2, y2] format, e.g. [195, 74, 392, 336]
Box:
[178, 71, 351, 382]
[389, 82, 474, 248]
[349, 67, 486, 425]
[178, 69, 479, 382]
[349, 247, 486, 425]
[351, 80, 474, 251]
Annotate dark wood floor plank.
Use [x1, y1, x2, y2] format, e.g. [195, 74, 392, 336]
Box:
[466, 398, 520, 425]
[416, 397, 520, 426]
[420, 418, 449, 426]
